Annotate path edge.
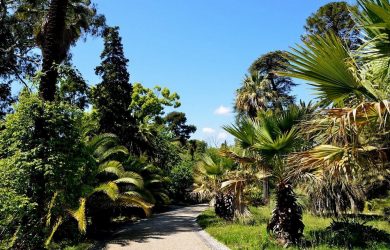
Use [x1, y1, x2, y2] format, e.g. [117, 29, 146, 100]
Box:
[194, 218, 230, 250]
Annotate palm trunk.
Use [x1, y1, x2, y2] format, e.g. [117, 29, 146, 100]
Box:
[267, 182, 304, 246]
[29, 0, 69, 247]
[39, 0, 69, 101]
[349, 195, 357, 214]
[262, 177, 270, 204]
[233, 183, 251, 219]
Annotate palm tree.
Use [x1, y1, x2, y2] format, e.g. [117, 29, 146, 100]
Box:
[15, 0, 104, 101]
[192, 154, 231, 202]
[224, 105, 310, 245]
[79, 133, 152, 232]
[219, 147, 262, 219]
[235, 73, 268, 119]
[223, 117, 272, 203]
[35, 0, 69, 101]
[235, 51, 297, 119]
[282, 0, 390, 216]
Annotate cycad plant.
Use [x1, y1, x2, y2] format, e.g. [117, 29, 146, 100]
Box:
[78, 133, 153, 233]
[124, 156, 171, 207]
[43, 132, 153, 246]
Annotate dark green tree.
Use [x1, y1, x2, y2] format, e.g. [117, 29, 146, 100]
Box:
[303, 2, 361, 49]
[91, 26, 136, 148]
[0, 0, 40, 113]
[164, 111, 196, 145]
[236, 51, 296, 118]
[188, 139, 207, 160]
[0, 83, 15, 120]
[0, 0, 40, 84]
[58, 65, 89, 109]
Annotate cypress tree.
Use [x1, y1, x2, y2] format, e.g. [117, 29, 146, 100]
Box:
[92, 26, 136, 146]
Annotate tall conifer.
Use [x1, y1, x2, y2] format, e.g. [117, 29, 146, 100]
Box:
[92, 26, 136, 147]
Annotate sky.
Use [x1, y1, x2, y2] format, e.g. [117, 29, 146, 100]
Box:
[71, 0, 355, 145]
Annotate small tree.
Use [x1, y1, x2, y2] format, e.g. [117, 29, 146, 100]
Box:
[164, 111, 196, 145]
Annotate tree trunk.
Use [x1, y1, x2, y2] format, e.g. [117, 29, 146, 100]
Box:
[267, 182, 304, 246]
[30, 0, 69, 247]
[262, 177, 270, 204]
[39, 0, 69, 101]
[349, 195, 357, 214]
[269, 76, 283, 112]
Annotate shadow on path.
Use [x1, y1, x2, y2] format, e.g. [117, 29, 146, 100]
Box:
[96, 204, 210, 249]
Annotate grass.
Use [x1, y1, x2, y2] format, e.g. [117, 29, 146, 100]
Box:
[63, 243, 93, 250]
[197, 206, 390, 250]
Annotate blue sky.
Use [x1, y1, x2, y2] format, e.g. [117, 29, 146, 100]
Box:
[71, 0, 355, 145]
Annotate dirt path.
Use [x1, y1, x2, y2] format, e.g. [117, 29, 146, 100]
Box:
[101, 204, 229, 250]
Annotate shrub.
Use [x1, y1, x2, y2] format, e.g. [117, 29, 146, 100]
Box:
[0, 93, 88, 248]
[169, 160, 194, 202]
[311, 218, 390, 248]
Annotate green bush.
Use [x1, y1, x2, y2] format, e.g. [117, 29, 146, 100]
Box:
[0, 93, 88, 248]
[169, 160, 194, 201]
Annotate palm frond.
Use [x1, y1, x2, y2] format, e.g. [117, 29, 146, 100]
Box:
[68, 198, 87, 234]
[92, 182, 119, 201]
[328, 100, 390, 128]
[282, 32, 380, 104]
[86, 133, 118, 152]
[223, 119, 257, 149]
[356, 0, 390, 82]
[117, 194, 154, 217]
[97, 160, 124, 176]
[44, 216, 63, 248]
[221, 179, 245, 190]
[98, 145, 129, 162]
[114, 173, 144, 189]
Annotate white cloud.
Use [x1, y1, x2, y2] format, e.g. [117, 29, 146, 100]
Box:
[214, 105, 232, 115]
[217, 132, 228, 140]
[202, 127, 215, 134]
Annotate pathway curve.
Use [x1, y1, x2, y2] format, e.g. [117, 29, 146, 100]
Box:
[101, 204, 229, 250]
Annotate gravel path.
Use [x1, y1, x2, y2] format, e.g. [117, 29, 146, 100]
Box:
[101, 204, 229, 250]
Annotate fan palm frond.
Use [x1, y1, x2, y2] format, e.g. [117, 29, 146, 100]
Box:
[223, 118, 258, 149]
[282, 32, 381, 105]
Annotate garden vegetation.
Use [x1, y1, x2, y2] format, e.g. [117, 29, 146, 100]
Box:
[0, 0, 389, 250]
